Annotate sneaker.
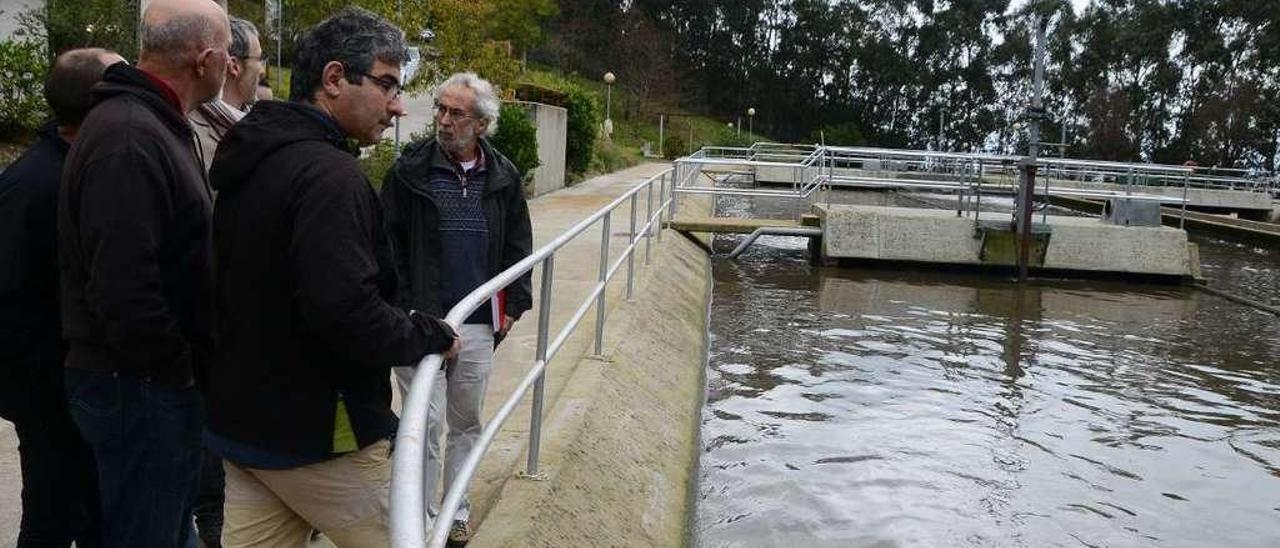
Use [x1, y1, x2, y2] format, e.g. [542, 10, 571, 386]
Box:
[447, 520, 471, 545]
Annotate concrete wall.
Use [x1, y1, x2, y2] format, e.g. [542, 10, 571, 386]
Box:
[816, 204, 1198, 278]
[510, 100, 568, 197]
[471, 229, 711, 548]
[0, 0, 42, 40]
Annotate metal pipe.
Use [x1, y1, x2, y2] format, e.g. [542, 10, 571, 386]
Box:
[727, 227, 824, 259]
[427, 358, 550, 548]
[657, 176, 666, 242]
[627, 194, 637, 299]
[527, 255, 554, 477]
[645, 182, 653, 265]
[392, 169, 672, 548]
[594, 212, 611, 356]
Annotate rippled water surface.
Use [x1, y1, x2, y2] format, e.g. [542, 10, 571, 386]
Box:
[696, 199, 1280, 547]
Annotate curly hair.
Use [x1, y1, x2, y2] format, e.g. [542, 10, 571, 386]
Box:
[289, 7, 408, 103]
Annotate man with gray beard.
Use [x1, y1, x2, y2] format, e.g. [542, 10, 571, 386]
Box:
[381, 72, 533, 544]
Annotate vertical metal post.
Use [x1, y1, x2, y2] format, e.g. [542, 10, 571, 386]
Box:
[594, 213, 611, 356]
[627, 193, 637, 299]
[527, 255, 555, 476]
[657, 176, 666, 242]
[1042, 171, 1050, 224]
[276, 0, 283, 93]
[1018, 15, 1046, 282]
[1181, 171, 1190, 229]
[645, 181, 654, 265]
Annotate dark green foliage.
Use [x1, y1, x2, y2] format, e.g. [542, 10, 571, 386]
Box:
[662, 135, 685, 160]
[543, 0, 1280, 170]
[42, 0, 139, 60]
[808, 123, 865, 147]
[359, 139, 401, 191]
[0, 39, 49, 140]
[562, 85, 600, 175]
[491, 103, 541, 177]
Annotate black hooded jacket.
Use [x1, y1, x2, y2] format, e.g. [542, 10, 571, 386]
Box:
[207, 100, 455, 459]
[0, 122, 68, 414]
[57, 63, 214, 388]
[380, 137, 533, 323]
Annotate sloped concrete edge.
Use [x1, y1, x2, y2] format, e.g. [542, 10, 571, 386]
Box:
[469, 231, 712, 548]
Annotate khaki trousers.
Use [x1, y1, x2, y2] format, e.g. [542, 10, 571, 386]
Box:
[221, 440, 392, 548]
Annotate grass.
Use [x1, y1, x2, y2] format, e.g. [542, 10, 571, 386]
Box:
[521, 66, 770, 175]
[265, 65, 292, 101]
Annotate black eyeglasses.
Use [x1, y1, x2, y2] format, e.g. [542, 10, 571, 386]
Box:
[238, 53, 271, 65]
[434, 101, 477, 121]
[351, 69, 402, 99]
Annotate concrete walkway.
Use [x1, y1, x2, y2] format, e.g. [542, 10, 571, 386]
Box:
[0, 162, 674, 546]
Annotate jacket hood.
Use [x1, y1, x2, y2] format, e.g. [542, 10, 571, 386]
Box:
[92, 63, 191, 137]
[210, 100, 354, 192]
[391, 137, 521, 197]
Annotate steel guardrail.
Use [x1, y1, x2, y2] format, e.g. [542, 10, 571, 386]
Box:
[390, 167, 678, 548]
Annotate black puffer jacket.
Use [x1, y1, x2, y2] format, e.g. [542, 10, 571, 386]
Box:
[380, 137, 533, 323]
[58, 63, 214, 388]
[207, 100, 455, 459]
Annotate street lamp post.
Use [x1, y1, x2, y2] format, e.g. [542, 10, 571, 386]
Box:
[747, 107, 755, 137]
[603, 72, 615, 140]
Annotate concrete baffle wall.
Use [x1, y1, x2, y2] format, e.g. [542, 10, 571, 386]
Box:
[815, 204, 1200, 279]
[508, 100, 568, 197]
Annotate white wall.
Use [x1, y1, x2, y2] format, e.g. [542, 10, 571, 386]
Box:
[0, 0, 43, 41]
[508, 100, 568, 197]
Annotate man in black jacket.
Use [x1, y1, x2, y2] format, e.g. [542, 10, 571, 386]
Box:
[206, 8, 457, 546]
[57, 1, 231, 546]
[0, 47, 121, 548]
[380, 71, 534, 544]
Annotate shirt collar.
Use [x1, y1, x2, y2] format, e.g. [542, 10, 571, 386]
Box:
[138, 68, 183, 113]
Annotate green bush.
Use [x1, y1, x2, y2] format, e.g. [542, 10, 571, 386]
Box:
[491, 103, 540, 177]
[662, 135, 686, 160]
[360, 139, 401, 191]
[0, 39, 49, 141]
[43, 0, 139, 61]
[562, 85, 599, 175]
[589, 139, 640, 174]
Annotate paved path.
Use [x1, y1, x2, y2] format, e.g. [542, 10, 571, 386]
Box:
[0, 162, 673, 545]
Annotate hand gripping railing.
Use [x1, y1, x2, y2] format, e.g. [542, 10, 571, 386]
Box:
[390, 167, 678, 548]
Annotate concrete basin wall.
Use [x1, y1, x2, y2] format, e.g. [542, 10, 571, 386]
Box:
[816, 205, 1197, 278]
[470, 230, 712, 547]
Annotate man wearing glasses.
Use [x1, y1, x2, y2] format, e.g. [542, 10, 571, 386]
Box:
[204, 7, 458, 546]
[189, 16, 265, 173]
[381, 72, 534, 545]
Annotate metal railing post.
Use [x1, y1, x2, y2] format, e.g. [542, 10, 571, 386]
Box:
[526, 255, 555, 477]
[627, 194, 637, 300]
[657, 176, 666, 242]
[594, 213, 611, 356]
[645, 181, 654, 265]
[1181, 171, 1190, 229]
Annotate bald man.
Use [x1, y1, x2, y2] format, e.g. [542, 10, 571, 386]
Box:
[1, 47, 122, 548]
[57, 1, 231, 546]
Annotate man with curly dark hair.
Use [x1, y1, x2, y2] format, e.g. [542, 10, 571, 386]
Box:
[204, 7, 458, 546]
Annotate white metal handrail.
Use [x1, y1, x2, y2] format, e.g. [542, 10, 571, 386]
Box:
[390, 167, 678, 548]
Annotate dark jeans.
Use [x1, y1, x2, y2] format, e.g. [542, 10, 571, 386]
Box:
[0, 372, 101, 548]
[65, 369, 203, 548]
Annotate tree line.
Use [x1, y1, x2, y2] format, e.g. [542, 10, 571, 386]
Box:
[537, 0, 1279, 171]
